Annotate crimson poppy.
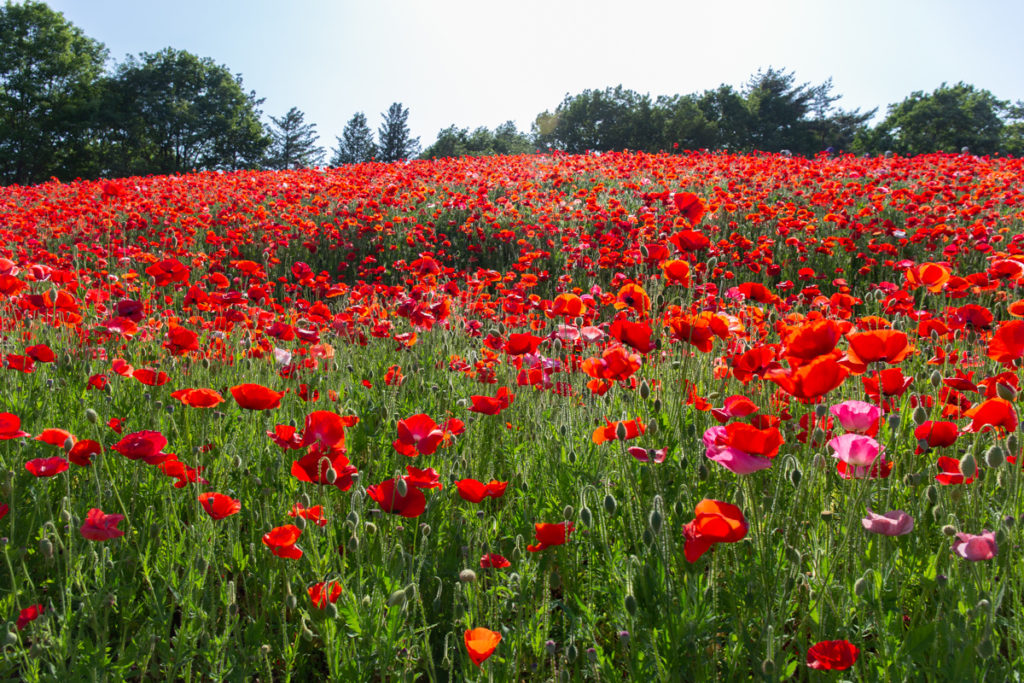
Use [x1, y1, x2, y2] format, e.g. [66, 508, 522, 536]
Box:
[806, 640, 859, 670]
[231, 383, 286, 410]
[0, 413, 30, 439]
[25, 344, 55, 363]
[262, 524, 303, 559]
[366, 478, 427, 518]
[308, 581, 343, 608]
[608, 318, 655, 353]
[25, 456, 69, 477]
[527, 521, 574, 552]
[80, 508, 125, 541]
[16, 604, 44, 630]
[480, 553, 511, 569]
[913, 421, 958, 454]
[199, 492, 241, 520]
[393, 414, 462, 457]
[68, 439, 101, 467]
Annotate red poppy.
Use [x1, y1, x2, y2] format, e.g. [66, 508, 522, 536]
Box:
[164, 325, 200, 356]
[767, 355, 848, 402]
[262, 524, 303, 559]
[964, 398, 1018, 434]
[504, 333, 544, 356]
[383, 365, 405, 386]
[806, 640, 859, 671]
[935, 456, 976, 485]
[16, 604, 44, 630]
[298, 411, 359, 452]
[480, 553, 511, 569]
[80, 508, 125, 541]
[608, 318, 655, 353]
[199, 492, 241, 520]
[87, 374, 109, 391]
[682, 499, 748, 562]
[904, 262, 951, 293]
[0, 413, 30, 439]
[25, 456, 69, 477]
[111, 430, 169, 464]
[25, 344, 55, 363]
[133, 368, 170, 386]
[231, 383, 286, 410]
[672, 191, 705, 226]
[465, 628, 502, 667]
[862, 367, 913, 401]
[845, 329, 913, 372]
[456, 479, 508, 503]
[171, 388, 225, 408]
[913, 421, 959, 454]
[581, 345, 643, 382]
[666, 312, 729, 352]
[548, 293, 587, 318]
[68, 439, 101, 467]
[112, 359, 134, 377]
[782, 319, 843, 362]
[290, 452, 358, 490]
[308, 581, 343, 608]
[288, 503, 327, 526]
[35, 428, 75, 448]
[527, 521, 574, 552]
[366, 478, 427, 518]
[615, 283, 651, 316]
[468, 387, 515, 415]
[592, 418, 646, 444]
[403, 466, 443, 490]
[661, 259, 691, 286]
[107, 417, 124, 434]
[393, 414, 462, 457]
[145, 258, 190, 287]
[157, 456, 208, 488]
[5, 354, 34, 373]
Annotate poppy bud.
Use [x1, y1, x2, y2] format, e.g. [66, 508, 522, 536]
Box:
[977, 636, 994, 659]
[580, 506, 593, 527]
[648, 420, 659, 435]
[912, 406, 928, 426]
[567, 449, 576, 464]
[854, 574, 870, 598]
[811, 453, 826, 469]
[226, 581, 236, 606]
[285, 594, 297, 610]
[996, 382, 1016, 401]
[925, 485, 938, 504]
[347, 535, 360, 553]
[615, 422, 628, 441]
[603, 493, 617, 516]
[960, 453, 977, 479]
[420, 524, 431, 537]
[648, 509, 663, 535]
[459, 569, 477, 583]
[653, 398, 662, 412]
[386, 590, 407, 608]
[39, 537, 53, 560]
[814, 403, 828, 418]
[563, 505, 574, 521]
[639, 381, 650, 399]
[761, 659, 775, 676]
[985, 446, 1005, 469]
[789, 466, 802, 487]
[697, 461, 709, 480]
[545, 640, 557, 655]
[811, 426, 826, 444]
[642, 529, 654, 546]
[85, 408, 98, 424]
[618, 630, 630, 646]
[566, 643, 578, 663]
[301, 623, 314, 641]
[396, 477, 409, 497]
[364, 522, 377, 535]
[624, 593, 638, 615]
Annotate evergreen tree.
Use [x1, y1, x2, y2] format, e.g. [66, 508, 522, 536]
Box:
[331, 112, 376, 165]
[377, 103, 420, 162]
[266, 107, 324, 169]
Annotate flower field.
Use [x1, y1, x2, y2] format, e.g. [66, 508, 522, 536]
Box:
[2, 150, 1024, 680]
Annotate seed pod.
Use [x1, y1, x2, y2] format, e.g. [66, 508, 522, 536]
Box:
[624, 594, 638, 616]
[459, 569, 477, 583]
[642, 529, 654, 546]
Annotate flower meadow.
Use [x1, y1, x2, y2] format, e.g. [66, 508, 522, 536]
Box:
[2, 150, 1024, 680]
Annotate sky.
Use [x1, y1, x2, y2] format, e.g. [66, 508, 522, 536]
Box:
[45, 0, 1024, 154]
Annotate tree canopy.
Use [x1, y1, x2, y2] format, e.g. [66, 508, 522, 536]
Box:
[267, 106, 324, 170]
[377, 103, 420, 162]
[331, 112, 376, 165]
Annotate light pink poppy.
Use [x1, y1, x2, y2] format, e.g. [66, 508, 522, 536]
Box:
[828, 433, 882, 467]
[830, 400, 882, 434]
[953, 530, 997, 561]
[861, 509, 914, 536]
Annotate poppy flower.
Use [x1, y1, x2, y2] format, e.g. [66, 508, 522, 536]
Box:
[309, 581, 343, 608]
[548, 293, 587, 318]
[935, 456, 976, 485]
[592, 418, 646, 445]
[614, 283, 651, 316]
[702, 423, 782, 474]
[710, 395, 759, 424]
[767, 355, 848, 402]
[111, 431, 169, 464]
[383, 365, 405, 386]
[468, 387, 515, 415]
[782, 319, 843, 362]
[288, 503, 327, 526]
[837, 457, 893, 480]
[291, 452, 358, 490]
[0, 413, 30, 439]
[829, 400, 881, 435]
[107, 418, 124, 434]
[199, 492, 241, 520]
[35, 428, 75, 448]
[68, 439, 101, 467]
[672, 191, 705, 226]
[5, 354, 34, 373]
[504, 333, 544, 356]
[0, 503, 7, 520]
[806, 640, 860, 670]
[299, 411, 359, 452]
[456, 479, 508, 503]
[861, 367, 913, 402]
[913, 421, 958, 454]
[527, 521, 574, 552]
[25, 456, 69, 477]
[480, 553, 511, 569]
[80, 508, 125, 541]
[963, 398, 1018, 434]
[366, 478, 427, 518]
[845, 329, 913, 371]
[608, 319, 655, 353]
[627, 446, 668, 463]
[87, 374, 109, 391]
[262, 524, 303, 559]
[660, 259, 691, 286]
[231, 384, 286, 410]
[953, 530, 997, 561]
[828, 434, 882, 467]
[157, 456, 208, 488]
[404, 466, 443, 490]
[163, 326, 200, 356]
[465, 627, 502, 667]
[904, 262, 951, 293]
[666, 312, 729, 353]
[171, 388, 225, 408]
[861, 509, 914, 536]
[581, 345, 642, 382]
[393, 414, 462, 457]
[132, 368, 170, 386]
[16, 604, 44, 630]
[682, 499, 748, 562]
[25, 344, 55, 363]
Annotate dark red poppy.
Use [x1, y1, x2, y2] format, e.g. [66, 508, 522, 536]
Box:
[0, 413, 30, 439]
[913, 421, 958, 454]
[308, 581, 343, 608]
[68, 439, 101, 467]
[25, 344, 55, 363]
[480, 553, 511, 569]
[504, 333, 544, 356]
[25, 456, 69, 477]
[608, 318, 655, 353]
[16, 604, 44, 630]
[80, 508, 125, 541]
[806, 640, 859, 671]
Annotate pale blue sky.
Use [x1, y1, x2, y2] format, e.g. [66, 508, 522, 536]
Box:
[46, 0, 1024, 153]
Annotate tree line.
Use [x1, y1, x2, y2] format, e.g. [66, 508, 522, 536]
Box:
[2, 1, 1022, 186]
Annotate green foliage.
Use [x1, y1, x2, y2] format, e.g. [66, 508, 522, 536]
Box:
[0, 0, 108, 184]
[100, 48, 270, 176]
[331, 112, 377, 165]
[876, 82, 1008, 156]
[266, 107, 324, 170]
[422, 121, 532, 159]
[377, 102, 420, 162]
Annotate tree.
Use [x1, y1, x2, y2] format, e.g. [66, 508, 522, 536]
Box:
[331, 112, 376, 165]
[0, 0, 108, 184]
[377, 103, 420, 162]
[875, 83, 1007, 156]
[266, 107, 324, 169]
[743, 67, 820, 153]
[102, 48, 269, 176]
[422, 121, 532, 159]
